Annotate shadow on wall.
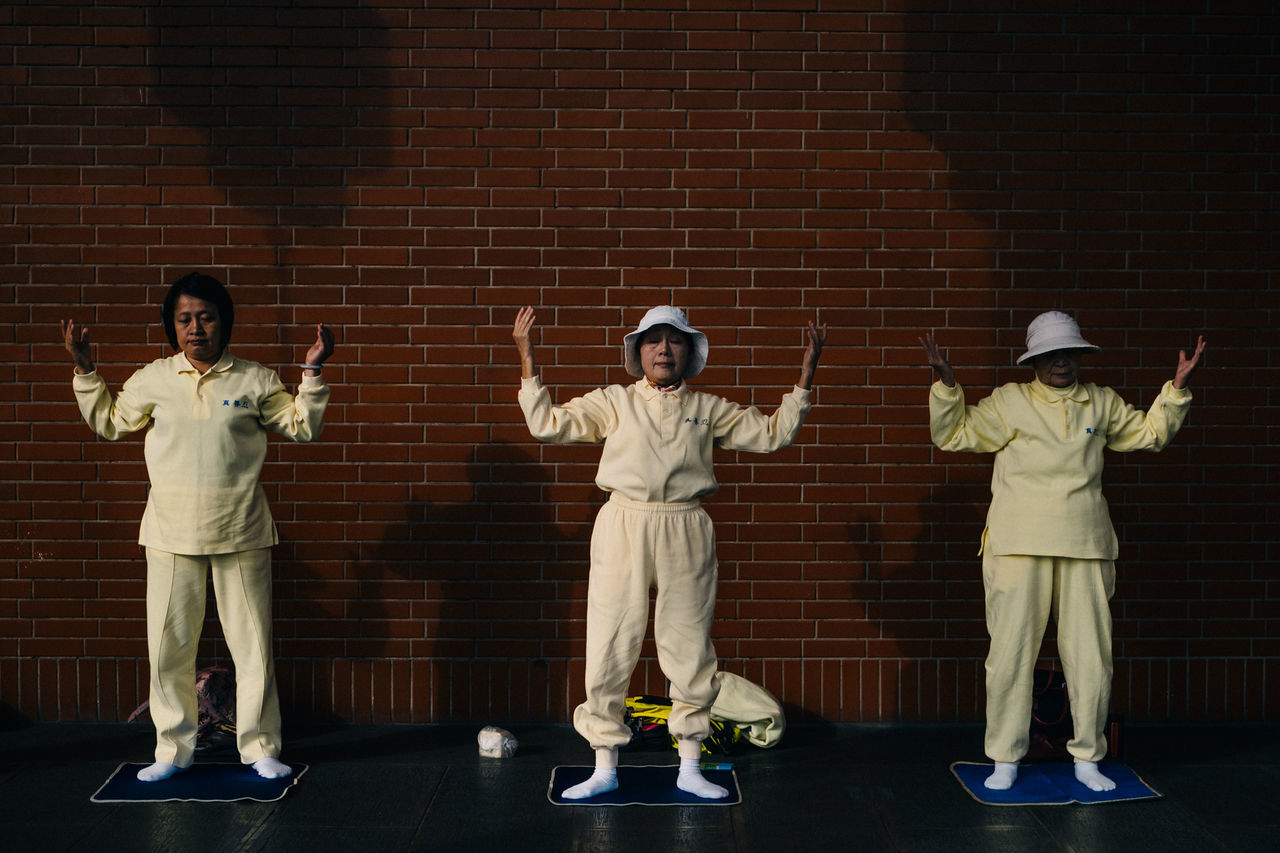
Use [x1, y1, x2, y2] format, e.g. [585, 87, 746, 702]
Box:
[146, 1, 404, 224]
[897, 4, 1271, 310]
[893, 4, 1273, 720]
[839, 484, 988, 724]
[272, 441, 586, 723]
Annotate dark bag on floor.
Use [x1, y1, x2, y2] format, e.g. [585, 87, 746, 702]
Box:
[1026, 662, 1123, 761]
[1027, 664, 1072, 760]
[128, 665, 237, 751]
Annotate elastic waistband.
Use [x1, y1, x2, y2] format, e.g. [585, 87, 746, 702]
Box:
[607, 492, 702, 513]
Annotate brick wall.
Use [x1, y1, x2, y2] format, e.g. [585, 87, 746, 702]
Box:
[3, 1, 1276, 725]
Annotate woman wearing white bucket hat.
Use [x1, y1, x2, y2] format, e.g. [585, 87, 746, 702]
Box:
[514, 305, 825, 799]
[921, 313, 1205, 794]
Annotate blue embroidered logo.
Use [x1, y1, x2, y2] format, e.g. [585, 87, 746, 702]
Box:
[222, 399, 251, 409]
[1084, 427, 1104, 438]
[684, 417, 710, 426]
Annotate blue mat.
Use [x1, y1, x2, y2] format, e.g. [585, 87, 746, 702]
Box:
[548, 765, 740, 806]
[951, 761, 1161, 806]
[91, 762, 308, 803]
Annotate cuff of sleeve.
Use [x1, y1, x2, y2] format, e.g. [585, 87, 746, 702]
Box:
[300, 373, 326, 388]
[931, 379, 962, 398]
[1162, 379, 1191, 401]
[72, 370, 101, 385]
[791, 385, 811, 403]
[520, 376, 543, 392]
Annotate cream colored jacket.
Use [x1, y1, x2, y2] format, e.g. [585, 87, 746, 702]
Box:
[929, 378, 1192, 559]
[519, 377, 811, 503]
[73, 351, 329, 554]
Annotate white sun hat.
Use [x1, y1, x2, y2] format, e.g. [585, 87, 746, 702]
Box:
[622, 305, 709, 379]
[1016, 310, 1100, 364]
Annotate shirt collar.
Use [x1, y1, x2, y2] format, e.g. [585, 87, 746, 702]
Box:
[634, 377, 689, 403]
[174, 350, 235, 375]
[1030, 376, 1090, 404]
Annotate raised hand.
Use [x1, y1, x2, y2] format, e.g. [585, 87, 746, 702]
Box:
[304, 324, 335, 370]
[1173, 335, 1207, 389]
[919, 332, 955, 387]
[513, 306, 537, 379]
[798, 320, 828, 390]
[60, 319, 95, 374]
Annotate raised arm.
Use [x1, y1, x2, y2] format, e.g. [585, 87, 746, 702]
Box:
[61, 319, 95, 374]
[513, 306, 537, 380]
[303, 323, 335, 378]
[1173, 335, 1207, 390]
[62, 319, 154, 439]
[797, 320, 828, 390]
[919, 331, 955, 387]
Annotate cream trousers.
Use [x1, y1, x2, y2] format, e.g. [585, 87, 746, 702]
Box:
[574, 493, 721, 751]
[982, 552, 1115, 764]
[145, 547, 282, 767]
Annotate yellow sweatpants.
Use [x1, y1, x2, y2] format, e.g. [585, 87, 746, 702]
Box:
[574, 493, 721, 751]
[145, 547, 282, 768]
[982, 552, 1115, 764]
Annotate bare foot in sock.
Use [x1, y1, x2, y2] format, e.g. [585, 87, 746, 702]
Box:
[677, 759, 728, 799]
[252, 757, 292, 779]
[1074, 761, 1116, 792]
[984, 762, 1018, 790]
[136, 762, 184, 782]
[562, 768, 618, 799]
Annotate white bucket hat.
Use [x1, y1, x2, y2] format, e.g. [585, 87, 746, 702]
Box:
[622, 305, 709, 379]
[1016, 311, 1100, 364]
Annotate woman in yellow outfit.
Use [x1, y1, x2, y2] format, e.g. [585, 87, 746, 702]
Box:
[513, 305, 825, 799]
[63, 272, 334, 782]
[921, 311, 1205, 793]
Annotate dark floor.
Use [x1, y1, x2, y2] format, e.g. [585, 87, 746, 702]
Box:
[1, 720, 1276, 853]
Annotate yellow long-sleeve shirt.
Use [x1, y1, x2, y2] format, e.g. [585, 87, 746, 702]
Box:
[929, 377, 1192, 559]
[519, 377, 812, 503]
[73, 351, 330, 555]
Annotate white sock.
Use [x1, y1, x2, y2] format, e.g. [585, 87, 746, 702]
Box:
[562, 748, 619, 800]
[252, 757, 292, 779]
[136, 762, 184, 783]
[1074, 761, 1116, 792]
[676, 757, 728, 799]
[984, 762, 1018, 791]
[562, 767, 618, 800]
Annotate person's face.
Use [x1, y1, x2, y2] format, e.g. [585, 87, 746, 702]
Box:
[174, 293, 225, 368]
[639, 325, 691, 387]
[1032, 348, 1084, 388]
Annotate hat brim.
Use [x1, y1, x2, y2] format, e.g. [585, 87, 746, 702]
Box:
[1016, 337, 1100, 364]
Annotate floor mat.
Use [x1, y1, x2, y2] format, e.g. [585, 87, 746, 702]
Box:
[950, 761, 1161, 806]
[548, 764, 740, 806]
[91, 762, 308, 803]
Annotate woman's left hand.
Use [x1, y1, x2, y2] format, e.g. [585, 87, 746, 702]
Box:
[1173, 334, 1207, 389]
[799, 320, 828, 389]
[305, 324, 335, 370]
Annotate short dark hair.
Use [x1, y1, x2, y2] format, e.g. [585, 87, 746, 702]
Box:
[162, 272, 235, 350]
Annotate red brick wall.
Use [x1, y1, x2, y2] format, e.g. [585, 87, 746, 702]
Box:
[3, 2, 1276, 725]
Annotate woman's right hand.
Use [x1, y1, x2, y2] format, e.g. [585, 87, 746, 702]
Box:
[513, 306, 537, 379]
[61, 319, 95, 374]
[919, 332, 955, 387]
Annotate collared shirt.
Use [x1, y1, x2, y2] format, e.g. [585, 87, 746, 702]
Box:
[73, 351, 330, 555]
[929, 377, 1192, 559]
[519, 377, 812, 503]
